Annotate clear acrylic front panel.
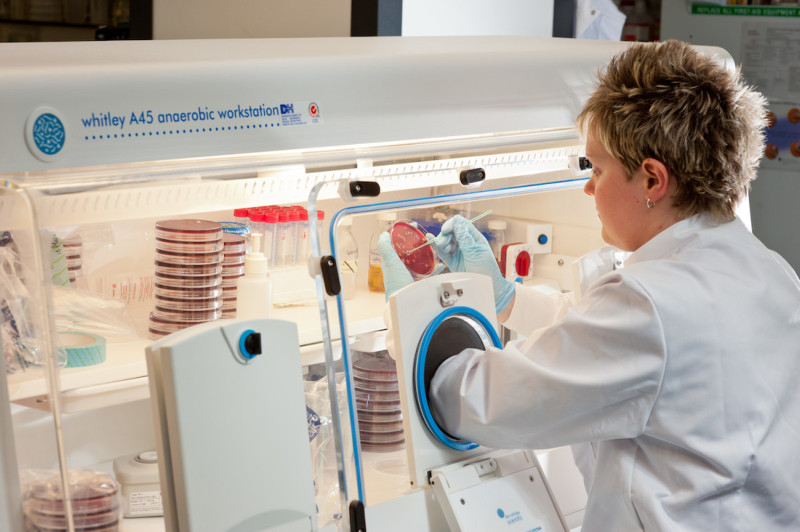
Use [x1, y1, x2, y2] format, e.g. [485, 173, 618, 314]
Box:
[317, 160, 603, 528]
[1, 153, 368, 531]
[1, 125, 595, 531]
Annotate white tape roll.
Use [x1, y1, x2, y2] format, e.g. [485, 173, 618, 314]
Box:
[58, 331, 107, 367]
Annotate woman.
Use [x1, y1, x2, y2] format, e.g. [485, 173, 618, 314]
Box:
[378, 40, 800, 530]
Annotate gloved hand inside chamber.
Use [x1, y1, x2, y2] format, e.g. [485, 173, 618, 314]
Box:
[376, 232, 415, 298]
[430, 215, 516, 314]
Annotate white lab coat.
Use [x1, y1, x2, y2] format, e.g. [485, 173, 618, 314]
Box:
[430, 214, 800, 530]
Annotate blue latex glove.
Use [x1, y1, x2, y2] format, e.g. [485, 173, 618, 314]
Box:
[435, 215, 515, 314]
[376, 232, 414, 298]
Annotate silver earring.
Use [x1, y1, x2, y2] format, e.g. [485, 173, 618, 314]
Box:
[646, 198, 655, 209]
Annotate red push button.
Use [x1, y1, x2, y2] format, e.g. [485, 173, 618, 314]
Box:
[515, 251, 531, 277]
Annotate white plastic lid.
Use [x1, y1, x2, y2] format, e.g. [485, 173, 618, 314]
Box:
[113, 453, 160, 485]
[488, 220, 507, 230]
[244, 233, 268, 276]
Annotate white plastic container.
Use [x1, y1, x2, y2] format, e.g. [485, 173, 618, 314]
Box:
[236, 232, 273, 319]
[488, 219, 508, 266]
[112, 451, 163, 518]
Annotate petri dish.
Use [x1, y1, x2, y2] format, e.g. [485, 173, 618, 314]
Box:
[388, 220, 437, 280]
[221, 273, 244, 288]
[353, 357, 399, 382]
[356, 410, 403, 424]
[354, 376, 399, 393]
[155, 238, 224, 255]
[154, 272, 221, 289]
[154, 249, 223, 266]
[148, 312, 217, 334]
[222, 264, 245, 277]
[355, 398, 403, 413]
[154, 219, 222, 243]
[152, 306, 222, 323]
[154, 261, 223, 277]
[355, 389, 400, 403]
[153, 295, 222, 312]
[222, 233, 247, 254]
[222, 252, 246, 266]
[22, 470, 118, 517]
[154, 285, 222, 300]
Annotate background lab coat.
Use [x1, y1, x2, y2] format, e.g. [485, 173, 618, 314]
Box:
[431, 214, 800, 530]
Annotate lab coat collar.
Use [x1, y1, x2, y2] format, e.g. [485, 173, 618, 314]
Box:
[625, 214, 736, 266]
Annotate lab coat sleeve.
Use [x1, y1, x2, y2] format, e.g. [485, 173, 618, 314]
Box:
[502, 283, 574, 336]
[430, 272, 667, 450]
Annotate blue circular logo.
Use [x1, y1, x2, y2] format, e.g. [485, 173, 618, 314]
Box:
[497, 508, 505, 518]
[32, 113, 65, 155]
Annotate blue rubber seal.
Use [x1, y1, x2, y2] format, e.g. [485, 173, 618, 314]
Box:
[238, 329, 258, 359]
[414, 306, 502, 450]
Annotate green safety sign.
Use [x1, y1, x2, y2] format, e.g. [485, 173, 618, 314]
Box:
[691, 4, 800, 17]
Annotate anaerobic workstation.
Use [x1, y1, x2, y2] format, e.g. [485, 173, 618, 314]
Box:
[0, 37, 736, 531]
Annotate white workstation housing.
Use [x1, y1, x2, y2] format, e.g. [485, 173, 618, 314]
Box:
[0, 37, 736, 531]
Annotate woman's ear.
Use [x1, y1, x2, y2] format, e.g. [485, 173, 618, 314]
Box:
[640, 158, 671, 202]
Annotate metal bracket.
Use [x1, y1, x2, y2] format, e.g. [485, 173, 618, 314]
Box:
[439, 282, 464, 308]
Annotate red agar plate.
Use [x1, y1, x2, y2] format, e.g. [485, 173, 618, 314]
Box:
[389, 221, 436, 279]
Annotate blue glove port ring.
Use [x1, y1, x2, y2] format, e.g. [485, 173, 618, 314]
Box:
[414, 306, 502, 450]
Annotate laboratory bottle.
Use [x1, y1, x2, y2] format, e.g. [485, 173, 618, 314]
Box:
[236, 232, 272, 319]
[338, 217, 359, 300]
[296, 208, 309, 265]
[287, 208, 300, 265]
[277, 210, 290, 268]
[263, 212, 278, 265]
[233, 208, 249, 227]
[368, 211, 397, 293]
[488, 219, 507, 268]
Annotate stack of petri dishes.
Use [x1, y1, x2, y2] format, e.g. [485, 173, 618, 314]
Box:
[22, 469, 120, 532]
[62, 236, 83, 285]
[221, 233, 246, 319]
[353, 355, 405, 453]
[148, 219, 223, 340]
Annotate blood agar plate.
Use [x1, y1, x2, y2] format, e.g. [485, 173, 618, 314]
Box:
[222, 252, 246, 265]
[22, 469, 120, 532]
[154, 219, 222, 242]
[222, 233, 247, 254]
[148, 312, 218, 333]
[154, 285, 223, 300]
[155, 249, 224, 266]
[154, 272, 222, 289]
[353, 357, 400, 381]
[357, 410, 403, 424]
[354, 376, 399, 392]
[155, 238, 224, 254]
[154, 294, 222, 311]
[154, 262, 223, 277]
[389, 220, 437, 280]
[356, 389, 400, 403]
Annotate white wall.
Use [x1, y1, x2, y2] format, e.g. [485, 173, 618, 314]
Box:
[153, 0, 351, 39]
[402, 0, 554, 37]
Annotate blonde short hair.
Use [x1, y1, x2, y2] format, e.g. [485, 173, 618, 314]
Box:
[576, 40, 768, 222]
